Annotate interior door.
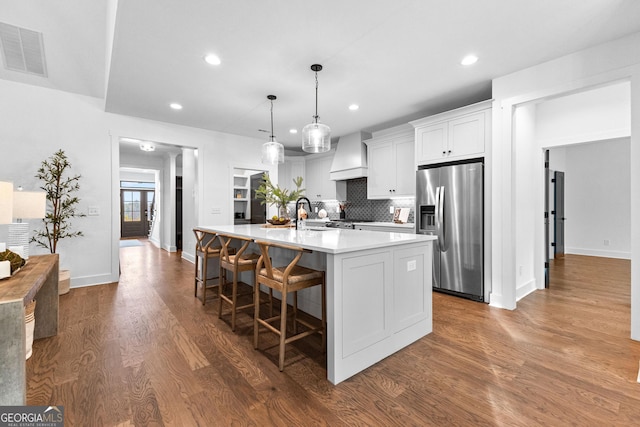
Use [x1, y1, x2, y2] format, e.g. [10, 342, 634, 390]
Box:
[121, 190, 153, 238]
[544, 150, 550, 287]
[553, 171, 566, 258]
[250, 173, 266, 224]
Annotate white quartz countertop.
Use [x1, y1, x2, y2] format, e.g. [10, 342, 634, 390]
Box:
[196, 224, 434, 255]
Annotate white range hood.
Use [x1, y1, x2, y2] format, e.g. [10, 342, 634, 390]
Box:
[329, 131, 372, 180]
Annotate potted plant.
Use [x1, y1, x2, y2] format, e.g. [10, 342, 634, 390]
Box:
[31, 149, 85, 294]
[255, 173, 304, 222]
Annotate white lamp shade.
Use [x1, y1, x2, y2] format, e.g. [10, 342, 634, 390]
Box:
[0, 181, 14, 224]
[302, 122, 331, 153]
[0, 181, 13, 224]
[261, 139, 284, 165]
[13, 191, 46, 219]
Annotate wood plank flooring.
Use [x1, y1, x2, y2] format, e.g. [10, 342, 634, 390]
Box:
[26, 244, 640, 426]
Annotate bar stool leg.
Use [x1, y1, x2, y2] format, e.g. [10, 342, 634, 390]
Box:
[253, 277, 259, 349]
[194, 253, 199, 297]
[218, 263, 226, 318]
[279, 288, 288, 371]
[292, 290, 298, 335]
[201, 254, 208, 305]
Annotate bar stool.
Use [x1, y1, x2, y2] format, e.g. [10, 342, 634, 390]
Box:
[253, 240, 326, 371]
[193, 228, 233, 305]
[218, 234, 260, 331]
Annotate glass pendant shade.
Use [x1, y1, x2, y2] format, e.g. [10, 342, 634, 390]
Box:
[261, 138, 284, 165]
[302, 121, 331, 153]
[261, 94, 284, 165]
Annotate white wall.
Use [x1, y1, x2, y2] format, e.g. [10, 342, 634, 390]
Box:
[0, 78, 276, 289]
[491, 31, 640, 340]
[556, 139, 631, 259]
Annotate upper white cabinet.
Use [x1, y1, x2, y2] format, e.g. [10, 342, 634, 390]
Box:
[278, 156, 305, 192]
[365, 124, 415, 199]
[305, 151, 346, 201]
[411, 100, 491, 166]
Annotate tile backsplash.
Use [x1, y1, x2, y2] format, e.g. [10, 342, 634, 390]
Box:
[303, 178, 415, 223]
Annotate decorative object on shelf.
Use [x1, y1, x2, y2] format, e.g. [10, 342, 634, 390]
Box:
[302, 64, 331, 153]
[254, 173, 304, 221]
[31, 149, 85, 295]
[261, 95, 284, 165]
[317, 208, 327, 219]
[0, 249, 25, 277]
[8, 189, 46, 259]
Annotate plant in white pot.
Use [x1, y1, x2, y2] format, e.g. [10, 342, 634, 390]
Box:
[31, 149, 85, 295]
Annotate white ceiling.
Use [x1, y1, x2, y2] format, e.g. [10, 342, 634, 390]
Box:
[3, 0, 640, 151]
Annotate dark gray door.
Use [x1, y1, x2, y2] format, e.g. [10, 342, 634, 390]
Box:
[544, 150, 550, 288]
[553, 171, 565, 258]
[121, 190, 154, 238]
[250, 173, 266, 224]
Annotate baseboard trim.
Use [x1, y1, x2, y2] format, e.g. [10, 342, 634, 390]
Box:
[70, 273, 117, 289]
[565, 247, 631, 260]
[516, 278, 537, 301]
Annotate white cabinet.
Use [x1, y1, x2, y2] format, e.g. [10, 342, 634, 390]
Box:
[305, 151, 346, 201]
[278, 156, 305, 192]
[411, 100, 491, 166]
[365, 125, 415, 199]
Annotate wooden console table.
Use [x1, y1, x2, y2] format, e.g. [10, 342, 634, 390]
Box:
[0, 254, 59, 405]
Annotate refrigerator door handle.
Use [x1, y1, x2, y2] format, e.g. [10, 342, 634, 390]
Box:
[438, 185, 445, 251]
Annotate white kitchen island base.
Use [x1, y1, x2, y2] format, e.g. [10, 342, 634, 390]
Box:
[326, 242, 432, 384]
[195, 225, 435, 384]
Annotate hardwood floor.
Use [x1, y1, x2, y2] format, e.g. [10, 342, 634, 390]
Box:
[27, 245, 640, 426]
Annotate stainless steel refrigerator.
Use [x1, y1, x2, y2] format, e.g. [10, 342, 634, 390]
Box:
[416, 160, 484, 301]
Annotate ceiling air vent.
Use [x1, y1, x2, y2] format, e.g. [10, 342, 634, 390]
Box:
[0, 22, 47, 77]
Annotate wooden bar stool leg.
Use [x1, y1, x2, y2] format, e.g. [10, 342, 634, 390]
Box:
[279, 287, 288, 372]
[292, 290, 298, 335]
[253, 271, 260, 348]
[218, 263, 225, 318]
[231, 273, 239, 331]
[194, 253, 199, 297]
[201, 254, 208, 305]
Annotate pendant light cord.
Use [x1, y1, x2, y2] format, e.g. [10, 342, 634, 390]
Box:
[270, 98, 275, 141]
[314, 71, 319, 123]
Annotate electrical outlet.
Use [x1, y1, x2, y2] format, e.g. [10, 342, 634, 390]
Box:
[407, 260, 416, 271]
[211, 207, 221, 214]
[389, 206, 394, 214]
[87, 206, 100, 216]
[604, 239, 610, 246]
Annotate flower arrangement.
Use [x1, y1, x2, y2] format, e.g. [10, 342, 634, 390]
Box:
[254, 173, 305, 217]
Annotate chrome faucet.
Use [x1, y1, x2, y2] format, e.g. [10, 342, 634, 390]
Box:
[295, 197, 311, 230]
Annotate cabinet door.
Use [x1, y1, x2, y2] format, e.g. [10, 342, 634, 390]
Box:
[416, 122, 447, 163]
[305, 157, 323, 200]
[394, 138, 415, 197]
[367, 142, 394, 198]
[448, 112, 485, 158]
[319, 156, 336, 200]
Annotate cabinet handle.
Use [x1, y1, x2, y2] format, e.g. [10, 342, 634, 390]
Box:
[448, 150, 452, 154]
[442, 151, 446, 155]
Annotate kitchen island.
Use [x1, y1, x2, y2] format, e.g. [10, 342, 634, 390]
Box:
[196, 224, 435, 384]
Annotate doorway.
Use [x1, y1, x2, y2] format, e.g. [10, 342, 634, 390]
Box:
[121, 188, 155, 238]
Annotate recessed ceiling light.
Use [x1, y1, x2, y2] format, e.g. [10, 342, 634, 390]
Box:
[461, 55, 478, 66]
[139, 142, 155, 152]
[170, 103, 183, 110]
[349, 104, 359, 111]
[204, 53, 221, 66]
[289, 129, 298, 134]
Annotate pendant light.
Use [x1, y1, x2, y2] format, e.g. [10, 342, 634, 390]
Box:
[261, 95, 284, 164]
[302, 64, 331, 153]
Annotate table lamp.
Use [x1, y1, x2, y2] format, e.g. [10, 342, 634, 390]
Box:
[9, 189, 46, 259]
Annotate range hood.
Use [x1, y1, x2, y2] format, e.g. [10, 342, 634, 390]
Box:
[329, 131, 372, 180]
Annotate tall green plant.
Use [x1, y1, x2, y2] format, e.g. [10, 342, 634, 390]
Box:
[255, 173, 305, 208]
[31, 149, 85, 254]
